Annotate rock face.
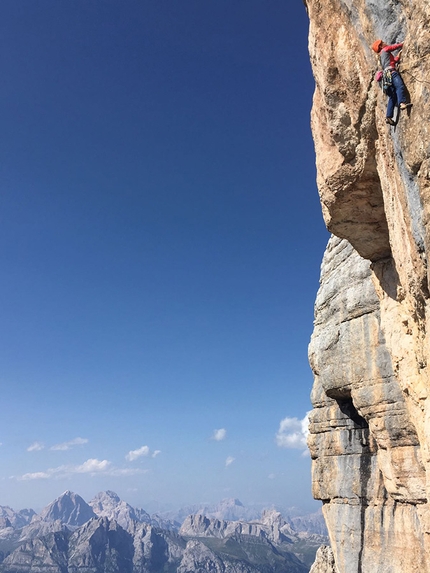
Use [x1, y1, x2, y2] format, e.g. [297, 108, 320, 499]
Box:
[38, 491, 96, 527]
[88, 491, 150, 531]
[88, 491, 179, 532]
[179, 510, 294, 543]
[305, 0, 430, 571]
[0, 508, 35, 530]
[309, 546, 338, 573]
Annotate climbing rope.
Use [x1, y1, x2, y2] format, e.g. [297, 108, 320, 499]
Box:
[401, 68, 430, 86]
[400, 52, 430, 86]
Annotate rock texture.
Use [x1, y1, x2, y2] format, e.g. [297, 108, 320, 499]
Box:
[179, 510, 295, 543]
[0, 508, 35, 530]
[38, 491, 96, 527]
[0, 516, 310, 573]
[305, 0, 430, 571]
[88, 491, 179, 532]
[309, 546, 338, 573]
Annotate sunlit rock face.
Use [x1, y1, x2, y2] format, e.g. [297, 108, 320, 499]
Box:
[305, 0, 430, 571]
[309, 545, 338, 573]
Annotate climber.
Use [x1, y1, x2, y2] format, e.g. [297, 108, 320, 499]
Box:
[372, 39, 412, 126]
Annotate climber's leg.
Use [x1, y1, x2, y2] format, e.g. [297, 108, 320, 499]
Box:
[386, 86, 397, 120]
[391, 71, 408, 106]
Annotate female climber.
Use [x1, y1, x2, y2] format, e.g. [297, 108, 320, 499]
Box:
[372, 39, 412, 126]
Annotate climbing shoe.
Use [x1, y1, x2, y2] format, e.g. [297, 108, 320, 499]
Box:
[400, 102, 412, 110]
[386, 117, 396, 126]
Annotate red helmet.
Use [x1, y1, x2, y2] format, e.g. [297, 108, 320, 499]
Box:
[372, 39, 383, 53]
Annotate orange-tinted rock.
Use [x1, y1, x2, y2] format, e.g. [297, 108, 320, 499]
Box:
[306, 0, 430, 571]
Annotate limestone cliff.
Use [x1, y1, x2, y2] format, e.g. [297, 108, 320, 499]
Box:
[304, 0, 430, 571]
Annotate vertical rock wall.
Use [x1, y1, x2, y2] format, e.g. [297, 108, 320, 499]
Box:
[305, 0, 430, 571]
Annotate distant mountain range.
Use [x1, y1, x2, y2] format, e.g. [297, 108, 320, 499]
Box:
[0, 491, 328, 572]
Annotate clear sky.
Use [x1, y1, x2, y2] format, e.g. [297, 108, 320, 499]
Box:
[0, 0, 328, 514]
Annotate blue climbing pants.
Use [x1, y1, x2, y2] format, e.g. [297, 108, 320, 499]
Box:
[386, 70, 407, 118]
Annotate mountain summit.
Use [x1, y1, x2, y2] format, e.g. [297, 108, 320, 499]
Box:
[88, 490, 150, 531]
[38, 490, 96, 526]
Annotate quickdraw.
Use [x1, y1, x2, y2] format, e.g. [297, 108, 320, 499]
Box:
[382, 69, 393, 93]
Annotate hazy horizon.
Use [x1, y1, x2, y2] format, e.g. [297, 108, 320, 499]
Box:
[2, 488, 321, 518]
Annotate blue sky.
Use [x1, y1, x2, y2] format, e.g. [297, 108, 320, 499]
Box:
[0, 0, 328, 513]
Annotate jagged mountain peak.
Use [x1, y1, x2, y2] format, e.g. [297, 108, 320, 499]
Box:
[0, 506, 36, 530]
[219, 498, 244, 507]
[0, 493, 326, 572]
[38, 490, 96, 526]
[87, 490, 178, 532]
[88, 490, 147, 532]
[91, 490, 121, 503]
[260, 508, 285, 526]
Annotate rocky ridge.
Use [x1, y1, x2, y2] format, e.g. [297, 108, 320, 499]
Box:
[37, 491, 96, 527]
[0, 508, 35, 531]
[88, 490, 178, 532]
[0, 491, 327, 572]
[305, 0, 430, 571]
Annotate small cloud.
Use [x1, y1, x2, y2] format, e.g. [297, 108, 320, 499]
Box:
[27, 442, 45, 452]
[275, 413, 310, 451]
[108, 468, 148, 476]
[20, 471, 51, 481]
[152, 450, 161, 458]
[50, 437, 88, 451]
[126, 445, 150, 462]
[225, 456, 235, 467]
[75, 458, 110, 473]
[212, 428, 227, 441]
[268, 473, 276, 480]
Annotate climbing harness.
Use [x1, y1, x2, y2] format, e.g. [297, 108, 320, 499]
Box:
[382, 69, 393, 93]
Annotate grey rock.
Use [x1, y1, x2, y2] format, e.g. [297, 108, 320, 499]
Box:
[0, 530, 69, 573]
[0, 508, 36, 530]
[0, 493, 324, 572]
[289, 511, 328, 537]
[164, 499, 261, 524]
[67, 517, 133, 573]
[88, 491, 179, 532]
[89, 491, 148, 532]
[177, 535, 308, 573]
[38, 491, 96, 527]
[309, 546, 338, 573]
[180, 510, 295, 545]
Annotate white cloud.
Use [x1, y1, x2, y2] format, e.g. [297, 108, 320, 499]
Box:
[23, 462, 148, 480]
[212, 428, 227, 441]
[275, 413, 310, 450]
[20, 471, 51, 481]
[268, 473, 276, 480]
[125, 446, 160, 461]
[17, 458, 111, 481]
[75, 459, 110, 473]
[50, 437, 88, 451]
[27, 442, 45, 452]
[225, 456, 235, 467]
[126, 445, 150, 462]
